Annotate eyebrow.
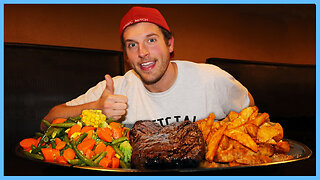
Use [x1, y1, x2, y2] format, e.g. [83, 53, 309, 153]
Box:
[124, 33, 159, 43]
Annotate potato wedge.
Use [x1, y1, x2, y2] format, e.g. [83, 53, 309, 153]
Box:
[201, 113, 215, 140]
[206, 124, 227, 162]
[245, 123, 259, 138]
[239, 106, 258, 121]
[197, 106, 289, 168]
[235, 155, 272, 165]
[205, 128, 216, 144]
[228, 111, 239, 121]
[257, 122, 283, 143]
[275, 140, 290, 154]
[217, 135, 230, 152]
[226, 117, 247, 130]
[258, 143, 275, 156]
[250, 112, 269, 127]
[224, 129, 258, 152]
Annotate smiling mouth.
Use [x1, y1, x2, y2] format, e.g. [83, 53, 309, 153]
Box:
[140, 61, 156, 71]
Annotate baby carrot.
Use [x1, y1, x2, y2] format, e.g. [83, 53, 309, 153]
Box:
[83, 130, 94, 142]
[57, 156, 68, 164]
[94, 142, 107, 155]
[63, 148, 75, 161]
[77, 139, 95, 154]
[106, 145, 115, 160]
[20, 138, 38, 151]
[111, 157, 120, 168]
[85, 149, 95, 159]
[99, 157, 112, 168]
[81, 126, 95, 133]
[52, 118, 67, 124]
[97, 128, 112, 142]
[112, 127, 123, 140]
[56, 140, 66, 150]
[68, 124, 82, 138]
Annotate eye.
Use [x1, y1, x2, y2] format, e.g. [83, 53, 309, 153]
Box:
[127, 43, 137, 48]
[148, 38, 156, 43]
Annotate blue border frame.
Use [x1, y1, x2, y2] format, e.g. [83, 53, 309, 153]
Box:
[1, 1, 318, 179]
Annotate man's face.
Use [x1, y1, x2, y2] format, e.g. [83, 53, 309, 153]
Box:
[123, 22, 174, 85]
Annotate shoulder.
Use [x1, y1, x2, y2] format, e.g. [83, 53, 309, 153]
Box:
[113, 70, 138, 82]
[113, 70, 142, 93]
[174, 60, 234, 80]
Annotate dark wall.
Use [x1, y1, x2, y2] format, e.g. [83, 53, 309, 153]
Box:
[4, 4, 316, 65]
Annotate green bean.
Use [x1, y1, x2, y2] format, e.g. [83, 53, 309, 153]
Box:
[111, 144, 124, 160]
[68, 116, 81, 122]
[68, 159, 83, 166]
[77, 163, 87, 166]
[30, 144, 39, 154]
[122, 128, 129, 137]
[38, 126, 56, 147]
[43, 136, 49, 143]
[51, 122, 77, 128]
[31, 144, 36, 150]
[106, 118, 116, 124]
[63, 134, 70, 144]
[34, 132, 44, 138]
[111, 137, 127, 145]
[22, 150, 44, 161]
[31, 147, 41, 154]
[76, 132, 88, 145]
[52, 128, 63, 138]
[91, 151, 103, 161]
[50, 140, 56, 149]
[102, 141, 112, 146]
[93, 151, 107, 165]
[31, 144, 45, 154]
[70, 139, 97, 167]
[119, 160, 130, 169]
[41, 119, 51, 128]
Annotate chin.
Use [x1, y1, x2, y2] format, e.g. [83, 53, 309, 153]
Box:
[141, 76, 161, 85]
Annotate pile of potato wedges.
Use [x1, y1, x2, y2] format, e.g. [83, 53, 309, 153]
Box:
[196, 106, 293, 167]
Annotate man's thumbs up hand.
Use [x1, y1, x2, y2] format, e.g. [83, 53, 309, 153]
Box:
[97, 74, 128, 121]
[104, 74, 114, 94]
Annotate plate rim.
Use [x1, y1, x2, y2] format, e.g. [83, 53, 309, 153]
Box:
[15, 138, 313, 173]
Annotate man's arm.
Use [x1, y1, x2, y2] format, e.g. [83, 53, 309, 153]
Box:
[248, 91, 255, 107]
[40, 74, 128, 131]
[40, 102, 98, 131]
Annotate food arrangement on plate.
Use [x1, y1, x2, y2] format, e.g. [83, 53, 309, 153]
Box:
[19, 109, 132, 169]
[18, 106, 310, 171]
[196, 106, 293, 168]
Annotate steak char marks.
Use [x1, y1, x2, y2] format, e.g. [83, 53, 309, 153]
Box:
[129, 120, 205, 169]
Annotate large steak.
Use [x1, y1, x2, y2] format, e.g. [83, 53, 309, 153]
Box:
[129, 120, 206, 169]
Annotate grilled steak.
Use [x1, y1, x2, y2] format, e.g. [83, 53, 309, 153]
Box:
[129, 120, 206, 169]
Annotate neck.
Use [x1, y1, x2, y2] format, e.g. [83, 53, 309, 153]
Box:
[144, 62, 178, 93]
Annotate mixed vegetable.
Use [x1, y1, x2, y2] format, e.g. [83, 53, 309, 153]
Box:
[19, 109, 132, 169]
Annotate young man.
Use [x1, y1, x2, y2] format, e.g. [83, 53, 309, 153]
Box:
[41, 6, 254, 130]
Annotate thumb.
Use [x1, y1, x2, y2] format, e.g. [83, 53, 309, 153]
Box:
[104, 74, 114, 94]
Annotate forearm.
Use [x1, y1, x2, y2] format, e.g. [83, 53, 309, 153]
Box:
[248, 91, 255, 107]
[40, 101, 98, 130]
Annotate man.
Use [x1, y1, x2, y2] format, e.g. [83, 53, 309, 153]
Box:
[41, 6, 254, 130]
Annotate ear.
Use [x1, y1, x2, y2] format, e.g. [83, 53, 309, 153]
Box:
[168, 37, 174, 53]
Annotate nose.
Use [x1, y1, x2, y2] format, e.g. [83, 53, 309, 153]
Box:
[138, 43, 149, 58]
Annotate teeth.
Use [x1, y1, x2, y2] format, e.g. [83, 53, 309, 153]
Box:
[141, 62, 154, 67]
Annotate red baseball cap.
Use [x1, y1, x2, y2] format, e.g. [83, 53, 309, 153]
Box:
[119, 6, 171, 38]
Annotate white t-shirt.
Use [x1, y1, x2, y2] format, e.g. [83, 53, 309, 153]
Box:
[66, 60, 250, 125]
